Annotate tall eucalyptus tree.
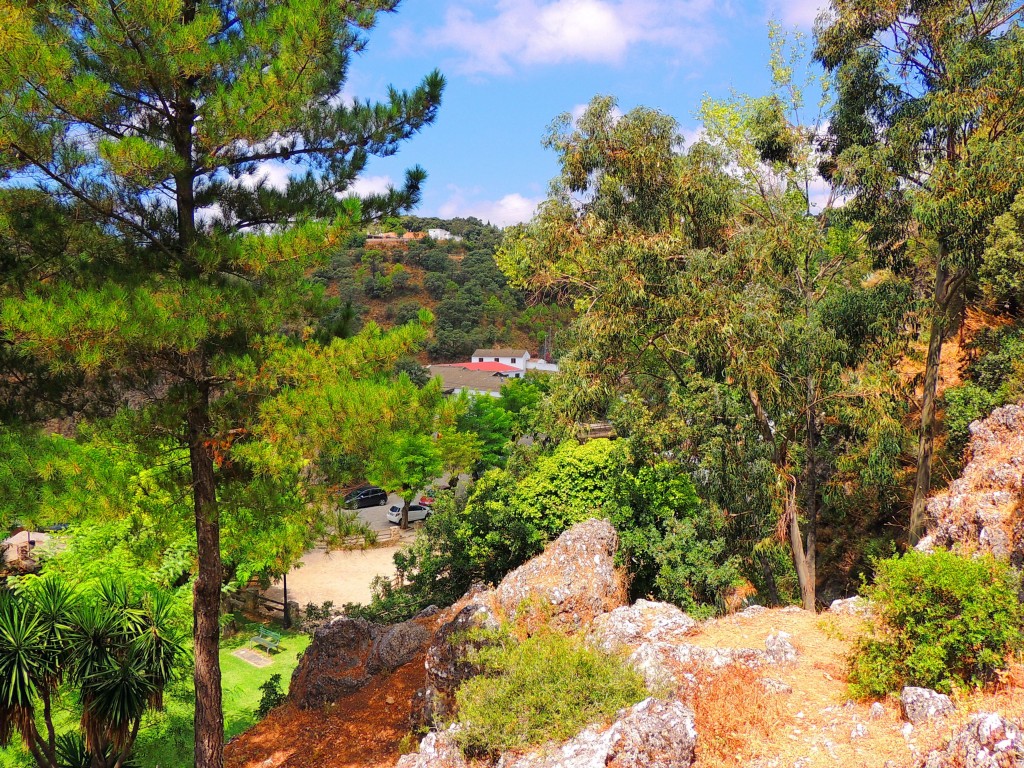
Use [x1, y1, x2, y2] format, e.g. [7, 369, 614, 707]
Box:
[815, 0, 1024, 542]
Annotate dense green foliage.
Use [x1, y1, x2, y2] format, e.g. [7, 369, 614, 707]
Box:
[452, 626, 648, 757]
[354, 437, 741, 621]
[848, 550, 1023, 698]
[2, 3, 1024, 765]
[254, 675, 286, 720]
[815, 0, 1024, 541]
[498, 62, 911, 608]
[0, 2, 448, 765]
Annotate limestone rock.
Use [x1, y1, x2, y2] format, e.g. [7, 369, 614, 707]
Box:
[765, 631, 798, 664]
[920, 713, 1024, 768]
[494, 518, 626, 628]
[900, 686, 955, 725]
[289, 616, 431, 709]
[921, 404, 1024, 565]
[412, 519, 628, 728]
[412, 603, 499, 728]
[501, 698, 697, 768]
[396, 730, 469, 768]
[828, 596, 871, 617]
[738, 604, 768, 617]
[289, 617, 374, 708]
[760, 677, 793, 695]
[589, 600, 697, 653]
[627, 641, 771, 689]
[376, 621, 431, 669]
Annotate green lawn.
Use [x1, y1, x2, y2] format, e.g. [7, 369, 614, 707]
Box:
[0, 615, 310, 768]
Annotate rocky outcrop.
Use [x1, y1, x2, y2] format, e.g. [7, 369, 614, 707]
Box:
[626, 636, 791, 690]
[401, 698, 696, 768]
[493, 518, 626, 627]
[412, 520, 628, 728]
[919, 713, 1024, 767]
[920, 404, 1024, 565]
[900, 686, 955, 725]
[289, 616, 430, 708]
[589, 600, 698, 653]
[412, 603, 500, 727]
[396, 729, 469, 768]
[588, 598, 796, 689]
[764, 631, 798, 664]
[510, 698, 697, 768]
[828, 596, 871, 617]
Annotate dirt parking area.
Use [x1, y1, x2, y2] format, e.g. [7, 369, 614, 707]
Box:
[262, 544, 403, 608]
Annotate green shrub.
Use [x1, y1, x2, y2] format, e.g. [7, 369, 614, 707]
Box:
[943, 382, 998, 458]
[255, 674, 287, 718]
[848, 549, 1023, 698]
[453, 627, 648, 757]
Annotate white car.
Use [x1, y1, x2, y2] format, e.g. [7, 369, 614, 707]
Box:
[386, 503, 431, 525]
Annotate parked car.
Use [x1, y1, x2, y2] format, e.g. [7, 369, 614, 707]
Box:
[386, 503, 431, 525]
[342, 484, 388, 509]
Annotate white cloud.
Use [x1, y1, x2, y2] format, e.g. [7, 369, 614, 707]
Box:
[347, 174, 395, 197]
[768, 0, 829, 28]
[680, 124, 706, 148]
[424, 0, 720, 75]
[438, 187, 541, 227]
[237, 161, 292, 191]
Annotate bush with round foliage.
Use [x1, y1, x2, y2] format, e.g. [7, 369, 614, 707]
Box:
[848, 549, 1023, 698]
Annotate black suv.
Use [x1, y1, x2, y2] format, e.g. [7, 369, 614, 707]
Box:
[342, 484, 388, 509]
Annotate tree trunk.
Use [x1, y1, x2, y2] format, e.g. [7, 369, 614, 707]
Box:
[189, 390, 224, 768]
[800, 372, 818, 612]
[400, 498, 410, 530]
[41, 687, 57, 767]
[757, 552, 781, 607]
[909, 255, 959, 545]
[171, 21, 224, 762]
[788, 508, 815, 611]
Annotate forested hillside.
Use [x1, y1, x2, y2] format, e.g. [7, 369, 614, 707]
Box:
[313, 216, 573, 362]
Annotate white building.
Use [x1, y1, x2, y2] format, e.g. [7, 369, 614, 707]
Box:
[427, 228, 462, 242]
[471, 348, 529, 375]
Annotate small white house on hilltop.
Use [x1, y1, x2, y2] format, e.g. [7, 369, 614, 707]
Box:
[470, 348, 559, 375]
[427, 228, 462, 242]
[472, 348, 529, 375]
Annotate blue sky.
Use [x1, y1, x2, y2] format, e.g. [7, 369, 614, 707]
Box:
[340, 0, 827, 226]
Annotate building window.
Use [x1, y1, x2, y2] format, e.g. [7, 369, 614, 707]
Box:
[511, 358, 516, 364]
[478, 358, 484, 362]
[494, 357, 499, 362]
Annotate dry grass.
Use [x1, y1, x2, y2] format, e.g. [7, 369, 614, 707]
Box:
[686, 664, 785, 767]
[683, 608, 1024, 768]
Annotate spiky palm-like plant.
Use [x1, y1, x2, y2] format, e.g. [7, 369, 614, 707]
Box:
[0, 578, 186, 768]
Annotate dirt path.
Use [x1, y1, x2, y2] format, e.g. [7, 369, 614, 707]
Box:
[263, 545, 402, 608]
[224, 655, 425, 768]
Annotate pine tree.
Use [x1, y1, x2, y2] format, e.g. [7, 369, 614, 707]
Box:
[0, 3, 443, 766]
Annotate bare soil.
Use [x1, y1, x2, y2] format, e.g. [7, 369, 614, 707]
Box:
[263, 545, 400, 608]
[224, 654, 426, 768]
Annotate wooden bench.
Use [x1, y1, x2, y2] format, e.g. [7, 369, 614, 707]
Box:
[250, 627, 282, 653]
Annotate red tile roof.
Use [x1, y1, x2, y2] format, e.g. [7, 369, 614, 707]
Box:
[439, 361, 519, 373]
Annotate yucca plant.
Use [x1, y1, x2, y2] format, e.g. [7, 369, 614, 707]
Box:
[0, 578, 187, 768]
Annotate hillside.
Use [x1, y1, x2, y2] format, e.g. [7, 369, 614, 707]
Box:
[313, 217, 573, 364]
[223, 520, 1024, 768]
